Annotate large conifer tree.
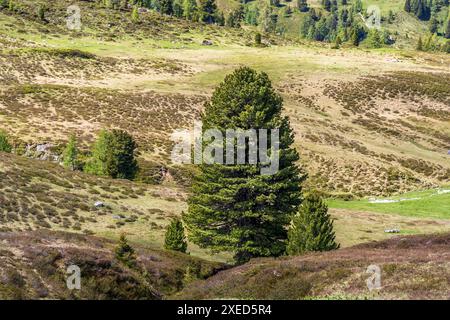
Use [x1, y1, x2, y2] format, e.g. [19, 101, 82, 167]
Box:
[184, 67, 305, 264]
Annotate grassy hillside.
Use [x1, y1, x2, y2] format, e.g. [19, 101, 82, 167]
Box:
[176, 233, 450, 300]
[1, 152, 448, 251]
[329, 187, 450, 219]
[0, 2, 448, 197]
[0, 0, 449, 300]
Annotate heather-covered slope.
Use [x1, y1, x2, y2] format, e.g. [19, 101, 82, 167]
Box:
[176, 233, 450, 300]
[0, 229, 223, 299]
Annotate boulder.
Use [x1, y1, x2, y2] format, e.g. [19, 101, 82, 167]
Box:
[94, 201, 104, 208]
[202, 40, 213, 46]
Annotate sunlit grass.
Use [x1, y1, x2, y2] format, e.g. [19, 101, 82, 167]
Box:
[328, 187, 450, 219]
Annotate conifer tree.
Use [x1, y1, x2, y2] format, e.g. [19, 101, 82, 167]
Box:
[351, 28, 359, 46]
[184, 67, 305, 264]
[115, 233, 137, 267]
[84, 129, 138, 179]
[367, 28, 382, 48]
[405, 0, 412, 12]
[333, 35, 342, 48]
[173, 0, 183, 18]
[287, 192, 339, 255]
[298, 0, 309, 12]
[182, 0, 197, 20]
[255, 32, 262, 45]
[37, 4, 46, 21]
[160, 0, 174, 15]
[84, 129, 110, 176]
[429, 13, 438, 33]
[105, 129, 138, 179]
[62, 134, 79, 170]
[131, 6, 139, 23]
[164, 218, 188, 253]
[198, 0, 217, 24]
[443, 40, 450, 53]
[416, 36, 423, 50]
[445, 15, 450, 38]
[322, 0, 331, 11]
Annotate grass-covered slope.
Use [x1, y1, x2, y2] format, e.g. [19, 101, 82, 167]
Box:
[0, 152, 185, 247]
[329, 187, 450, 219]
[1, 0, 449, 197]
[176, 233, 450, 300]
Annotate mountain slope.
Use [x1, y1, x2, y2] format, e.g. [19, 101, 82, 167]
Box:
[176, 233, 450, 300]
[1, 1, 449, 198]
[0, 229, 223, 299]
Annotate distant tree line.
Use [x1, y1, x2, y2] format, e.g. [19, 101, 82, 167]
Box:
[99, 0, 221, 24]
[299, 0, 389, 47]
[405, 0, 450, 37]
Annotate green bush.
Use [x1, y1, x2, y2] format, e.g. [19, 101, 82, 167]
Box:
[164, 217, 187, 253]
[62, 135, 79, 170]
[0, 130, 12, 153]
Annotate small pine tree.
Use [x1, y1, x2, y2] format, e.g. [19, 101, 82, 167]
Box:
[287, 192, 339, 255]
[445, 16, 450, 39]
[0, 130, 12, 153]
[37, 5, 46, 21]
[442, 40, 450, 53]
[131, 6, 139, 23]
[255, 32, 262, 45]
[164, 217, 188, 253]
[297, 0, 309, 12]
[404, 0, 411, 12]
[62, 134, 79, 170]
[85, 129, 138, 180]
[84, 130, 110, 176]
[387, 10, 394, 23]
[351, 28, 359, 46]
[173, 0, 183, 18]
[115, 233, 137, 267]
[333, 35, 342, 48]
[183, 265, 197, 286]
[160, 0, 174, 15]
[198, 0, 217, 24]
[106, 129, 138, 179]
[416, 36, 423, 50]
[182, 0, 197, 20]
[367, 28, 382, 48]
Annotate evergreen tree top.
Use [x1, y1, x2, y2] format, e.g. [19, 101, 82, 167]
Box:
[204, 67, 284, 130]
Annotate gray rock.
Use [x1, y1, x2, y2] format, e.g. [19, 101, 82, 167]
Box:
[202, 40, 213, 46]
[94, 201, 104, 208]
